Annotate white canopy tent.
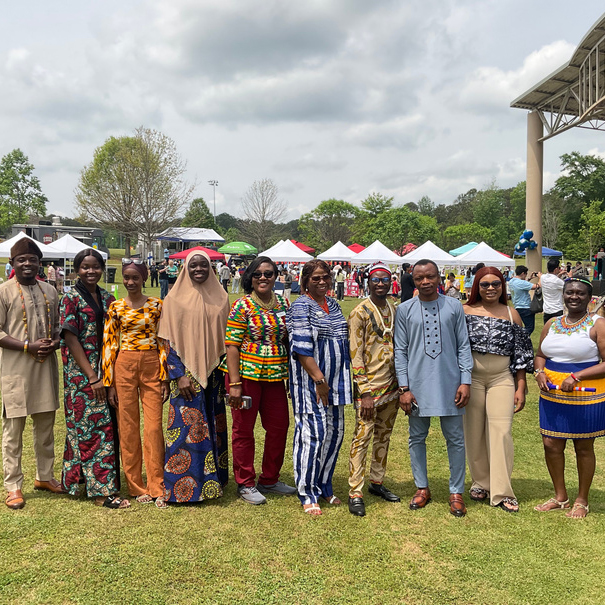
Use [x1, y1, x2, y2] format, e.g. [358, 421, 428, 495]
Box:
[155, 227, 225, 243]
[317, 241, 355, 262]
[0, 231, 58, 258]
[351, 240, 405, 265]
[259, 240, 313, 263]
[399, 241, 455, 266]
[454, 241, 515, 267]
[44, 234, 108, 260]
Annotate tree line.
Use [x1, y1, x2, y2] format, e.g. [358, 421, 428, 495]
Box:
[1, 127, 604, 258]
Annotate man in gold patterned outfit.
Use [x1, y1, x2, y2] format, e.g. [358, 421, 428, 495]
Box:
[347, 263, 399, 517]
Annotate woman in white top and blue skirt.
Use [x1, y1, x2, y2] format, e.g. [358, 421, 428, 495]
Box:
[534, 278, 605, 518]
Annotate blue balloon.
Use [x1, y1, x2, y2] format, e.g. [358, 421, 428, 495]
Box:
[514, 244, 523, 254]
[522, 230, 534, 240]
[519, 238, 530, 249]
[529, 241, 538, 250]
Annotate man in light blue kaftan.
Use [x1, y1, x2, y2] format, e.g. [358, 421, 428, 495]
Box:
[394, 259, 473, 517]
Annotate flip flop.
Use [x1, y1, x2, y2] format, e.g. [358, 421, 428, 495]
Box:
[565, 502, 589, 518]
[534, 497, 570, 512]
[95, 495, 131, 509]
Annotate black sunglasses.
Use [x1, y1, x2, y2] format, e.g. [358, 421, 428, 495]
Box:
[479, 281, 502, 289]
[251, 270, 275, 279]
[370, 276, 391, 284]
[310, 274, 332, 283]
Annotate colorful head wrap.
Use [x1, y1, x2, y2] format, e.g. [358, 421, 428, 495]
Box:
[565, 277, 592, 287]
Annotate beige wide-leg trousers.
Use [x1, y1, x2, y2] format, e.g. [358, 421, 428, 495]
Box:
[2, 411, 56, 491]
[348, 398, 399, 497]
[464, 352, 516, 506]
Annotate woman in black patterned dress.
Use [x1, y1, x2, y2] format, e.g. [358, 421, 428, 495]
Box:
[463, 267, 534, 512]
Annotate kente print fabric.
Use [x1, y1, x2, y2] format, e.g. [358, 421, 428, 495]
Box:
[164, 347, 228, 503]
[219, 294, 289, 381]
[465, 315, 534, 374]
[101, 297, 167, 385]
[348, 301, 398, 407]
[60, 287, 119, 497]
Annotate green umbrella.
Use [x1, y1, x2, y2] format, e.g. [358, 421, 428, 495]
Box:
[217, 241, 258, 254]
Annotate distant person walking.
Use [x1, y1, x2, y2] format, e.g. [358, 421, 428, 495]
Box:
[540, 259, 566, 323]
[400, 263, 415, 302]
[219, 264, 231, 292]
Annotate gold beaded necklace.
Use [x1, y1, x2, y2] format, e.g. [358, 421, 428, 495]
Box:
[16, 281, 51, 362]
[251, 291, 277, 310]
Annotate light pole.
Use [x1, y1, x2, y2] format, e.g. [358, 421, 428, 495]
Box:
[208, 180, 218, 223]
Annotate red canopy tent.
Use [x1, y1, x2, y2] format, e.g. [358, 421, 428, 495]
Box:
[290, 240, 315, 254]
[169, 246, 225, 261]
[348, 243, 365, 253]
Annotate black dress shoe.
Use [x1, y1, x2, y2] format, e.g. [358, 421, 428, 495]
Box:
[368, 483, 401, 502]
[348, 496, 366, 517]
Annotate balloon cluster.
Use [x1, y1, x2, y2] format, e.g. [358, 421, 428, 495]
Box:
[514, 229, 538, 255]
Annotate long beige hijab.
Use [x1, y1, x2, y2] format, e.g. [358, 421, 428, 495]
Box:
[158, 250, 229, 388]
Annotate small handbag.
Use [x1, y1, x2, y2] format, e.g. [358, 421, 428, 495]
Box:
[530, 287, 543, 313]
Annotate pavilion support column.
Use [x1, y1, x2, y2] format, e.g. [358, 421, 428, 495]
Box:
[526, 110, 543, 274]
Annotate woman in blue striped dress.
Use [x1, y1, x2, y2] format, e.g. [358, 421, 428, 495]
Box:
[287, 259, 352, 516]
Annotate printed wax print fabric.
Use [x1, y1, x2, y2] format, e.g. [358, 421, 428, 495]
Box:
[348, 300, 398, 407]
[60, 287, 120, 496]
[102, 297, 167, 386]
[164, 346, 228, 503]
[219, 294, 289, 381]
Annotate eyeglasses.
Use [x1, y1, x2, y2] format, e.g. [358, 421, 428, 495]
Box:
[122, 258, 145, 266]
[310, 274, 332, 283]
[370, 276, 391, 284]
[251, 270, 275, 279]
[479, 281, 502, 289]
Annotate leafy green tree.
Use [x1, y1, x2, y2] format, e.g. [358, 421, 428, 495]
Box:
[473, 183, 505, 229]
[553, 152, 605, 234]
[222, 227, 243, 243]
[417, 195, 435, 217]
[578, 200, 605, 260]
[299, 199, 359, 250]
[442, 223, 493, 251]
[216, 212, 240, 232]
[76, 127, 193, 256]
[182, 197, 215, 229]
[0, 149, 48, 234]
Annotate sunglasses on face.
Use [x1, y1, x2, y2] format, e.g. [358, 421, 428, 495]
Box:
[370, 276, 391, 284]
[251, 270, 275, 279]
[310, 274, 331, 283]
[479, 281, 502, 289]
[122, 258, 145, 266]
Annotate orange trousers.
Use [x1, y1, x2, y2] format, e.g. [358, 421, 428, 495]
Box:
[114, 350, 165, 498]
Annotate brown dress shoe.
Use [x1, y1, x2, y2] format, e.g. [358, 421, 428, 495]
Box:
[449, 493, 467, 517]
[34, 479, 66, 494]
[6, 490, 25, 510]
[409, 488, 431, 510]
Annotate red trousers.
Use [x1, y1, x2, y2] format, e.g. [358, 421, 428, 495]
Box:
[228, 377, 289, 487]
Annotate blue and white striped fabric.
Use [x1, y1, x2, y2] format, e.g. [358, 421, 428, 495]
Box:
[293, 406, 345, 504]
[287, 295, 352, 414]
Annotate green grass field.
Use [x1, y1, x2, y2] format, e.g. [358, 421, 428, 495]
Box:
[1, 268, 605, 604]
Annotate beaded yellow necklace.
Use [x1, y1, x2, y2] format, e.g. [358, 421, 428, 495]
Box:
[16, 281, 51, 362]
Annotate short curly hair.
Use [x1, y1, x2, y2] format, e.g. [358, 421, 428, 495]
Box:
[241, 256, 279, 294]
[300, 259, 331, 292]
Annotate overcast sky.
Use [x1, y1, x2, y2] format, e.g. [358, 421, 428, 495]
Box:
[1, 1, 604, 222]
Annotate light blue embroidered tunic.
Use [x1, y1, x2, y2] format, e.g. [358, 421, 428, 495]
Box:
[394, 295, 473, 417]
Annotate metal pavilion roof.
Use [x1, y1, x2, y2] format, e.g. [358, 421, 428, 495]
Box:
[511, 12, 605, 140]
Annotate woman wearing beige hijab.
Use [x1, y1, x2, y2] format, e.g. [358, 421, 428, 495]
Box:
[158, 251, 230, 504]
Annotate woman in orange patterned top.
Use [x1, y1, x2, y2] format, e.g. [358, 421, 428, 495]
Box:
[220, 256, 296, 505]
[102, 259, 169, 508]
